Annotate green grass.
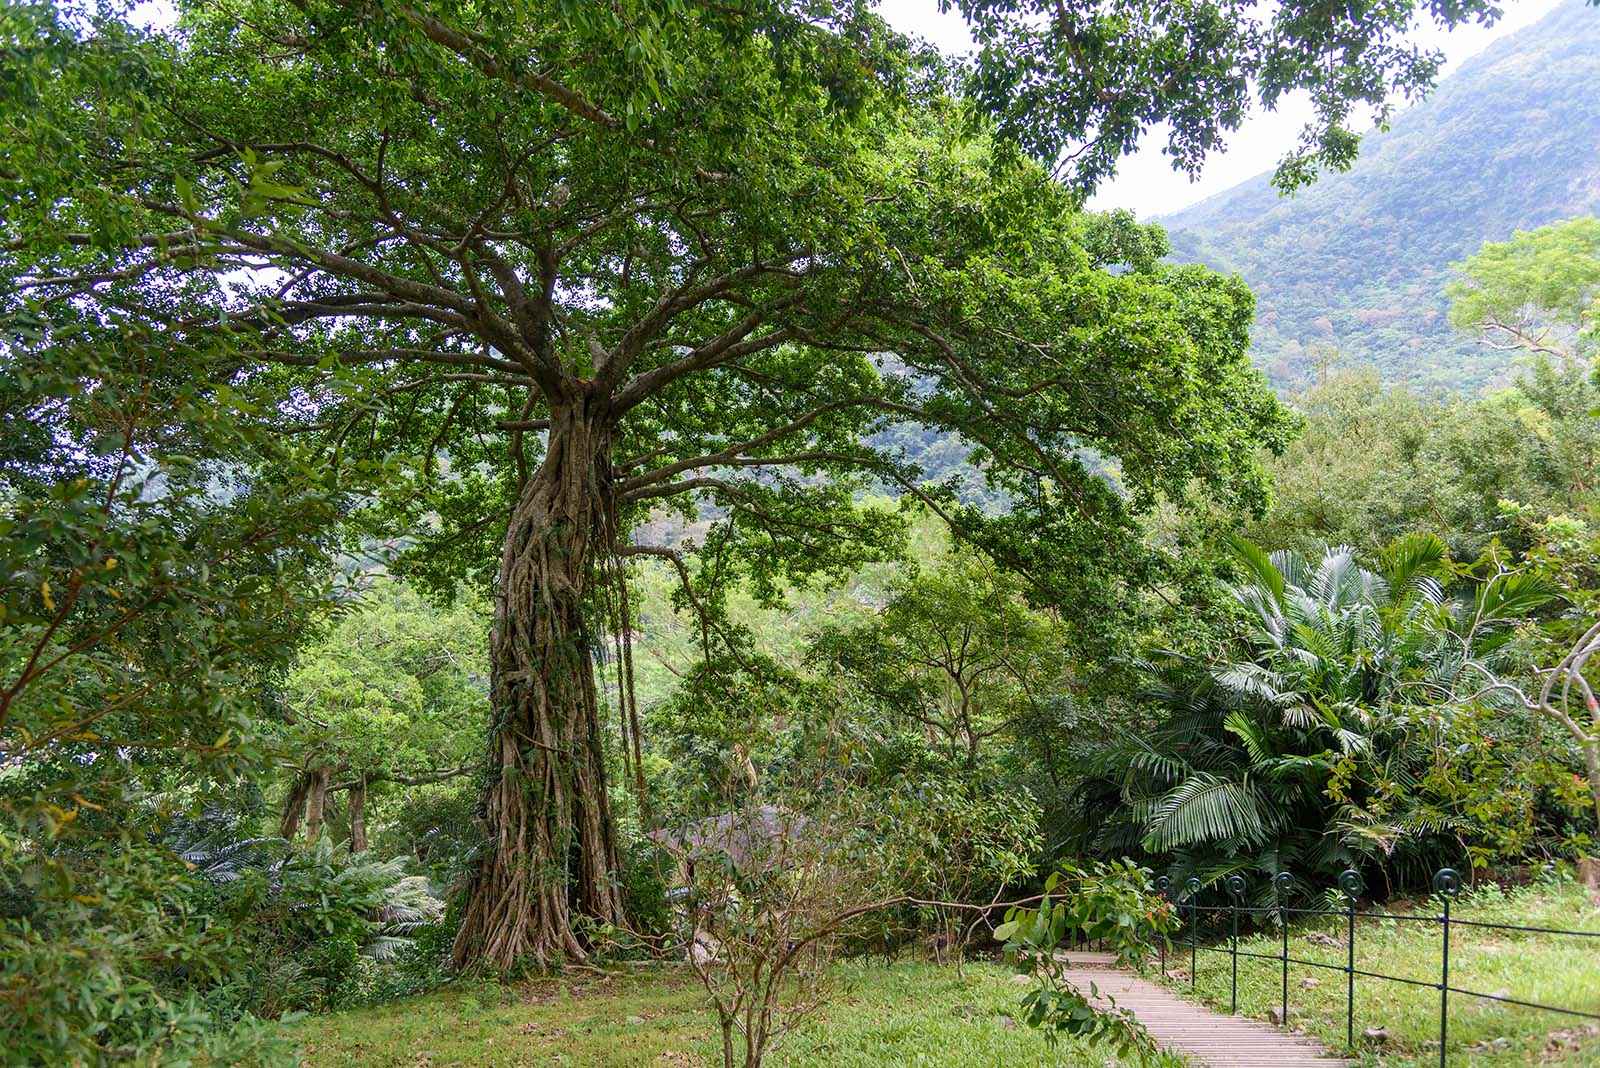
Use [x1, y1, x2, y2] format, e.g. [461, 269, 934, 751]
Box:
[292, 881, 1600, 1067]
[1156, 877, 1600, 1067]
[292, 960, 1179, 1068]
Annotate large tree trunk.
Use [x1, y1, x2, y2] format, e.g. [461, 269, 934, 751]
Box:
[453, 400, 625, 970]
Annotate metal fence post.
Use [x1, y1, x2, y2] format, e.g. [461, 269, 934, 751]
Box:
[1156, 876, 1171, 976]
[1137, 864, 1597, 1059]
[1275, 872, 1294, 1028]
[1227, 875, 1246, 1013]
[1338, 870, 1364, 1051]
[1435, 869, 1460, 1068]
[1186, 877, 1201, 989]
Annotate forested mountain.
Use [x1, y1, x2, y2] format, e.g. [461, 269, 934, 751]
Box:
[1164, 0, 1600, 391]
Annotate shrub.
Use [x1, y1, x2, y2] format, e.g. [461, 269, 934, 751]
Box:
[0, 824, 302, 1068]
[995, 859, 1179, 1063]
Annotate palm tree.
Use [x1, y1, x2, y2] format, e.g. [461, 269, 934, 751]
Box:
[1082, 533, 1550, 892]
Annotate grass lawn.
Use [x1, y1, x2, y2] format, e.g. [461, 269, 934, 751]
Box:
[1157, 876, 1600, 1067]
[292, 879, 1599, 1068]
[293, 960, 1183, 1068]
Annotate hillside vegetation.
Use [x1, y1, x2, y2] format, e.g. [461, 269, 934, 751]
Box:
[1165, 0, 1600, 390]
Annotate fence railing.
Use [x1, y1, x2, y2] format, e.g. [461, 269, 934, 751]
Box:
[1151, 869, 1600, 1068]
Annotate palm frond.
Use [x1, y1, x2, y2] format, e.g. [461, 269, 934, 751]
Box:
[1472, 571, 1556, 626]
[1212, 663, 1298, 707]
[1270, 548, 1312, 591]
[1379, 531, 1448, 597]
[362, 935, 414, 962]
[1227, 535, 1287, 607]
[1143, 775, 1268, 852]
[1222, 710, 1273, 766]
[1281, 702, 1321, 730]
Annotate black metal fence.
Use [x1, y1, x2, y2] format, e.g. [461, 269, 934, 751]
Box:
[1151, 869, 1600, 1067]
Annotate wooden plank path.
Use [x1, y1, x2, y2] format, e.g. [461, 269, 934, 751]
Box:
[1056, 952, 1353, 1068]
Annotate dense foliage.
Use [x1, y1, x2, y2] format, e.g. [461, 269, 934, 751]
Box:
[0, 343, 350, 1064]
[5, 2, 1600, 1066]
[1246, 358, 1600, 561]
[3, 0, 1310, 973]
[1074, 536, 1583, 889]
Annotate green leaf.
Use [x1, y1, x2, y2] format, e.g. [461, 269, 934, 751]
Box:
[1227, 535, 1286, 607]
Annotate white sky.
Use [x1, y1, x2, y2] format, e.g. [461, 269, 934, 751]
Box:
[877, 0, 1565, 218]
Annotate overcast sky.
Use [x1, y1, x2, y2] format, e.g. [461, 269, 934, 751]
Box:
[876, 0, 1564, 218]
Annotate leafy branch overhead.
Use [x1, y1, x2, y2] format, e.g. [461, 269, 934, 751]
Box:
[953, 0, 1517, 193]
[7, 0, 1295, 595]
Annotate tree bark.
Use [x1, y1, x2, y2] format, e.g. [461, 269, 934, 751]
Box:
[1572, 716, 1599, 845]
[453, 399, 626, 970]
[303, 766, 331, 843]
[281, 771, 310, 840]
[349, 773, 369, 853]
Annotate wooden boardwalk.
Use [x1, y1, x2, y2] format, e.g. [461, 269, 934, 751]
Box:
[1057, 952, 1353, 1068]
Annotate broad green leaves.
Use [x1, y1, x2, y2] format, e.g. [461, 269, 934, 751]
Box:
[996, 859, 1175, 1062]
[1078, 534, 1562, 885]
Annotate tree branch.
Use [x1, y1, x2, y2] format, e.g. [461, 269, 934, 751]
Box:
[619, 399, 868, 494]
[330, 765, 475, 792]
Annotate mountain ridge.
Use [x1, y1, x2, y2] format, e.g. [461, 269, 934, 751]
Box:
[1161, 0, 1600, 391]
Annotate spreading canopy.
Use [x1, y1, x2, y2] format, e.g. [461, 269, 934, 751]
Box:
[1448, 216, 1600, 360]
[5, 0, 1292, 611]
[955, 0, 1513, 193]
[3, 0, 1303, 969]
